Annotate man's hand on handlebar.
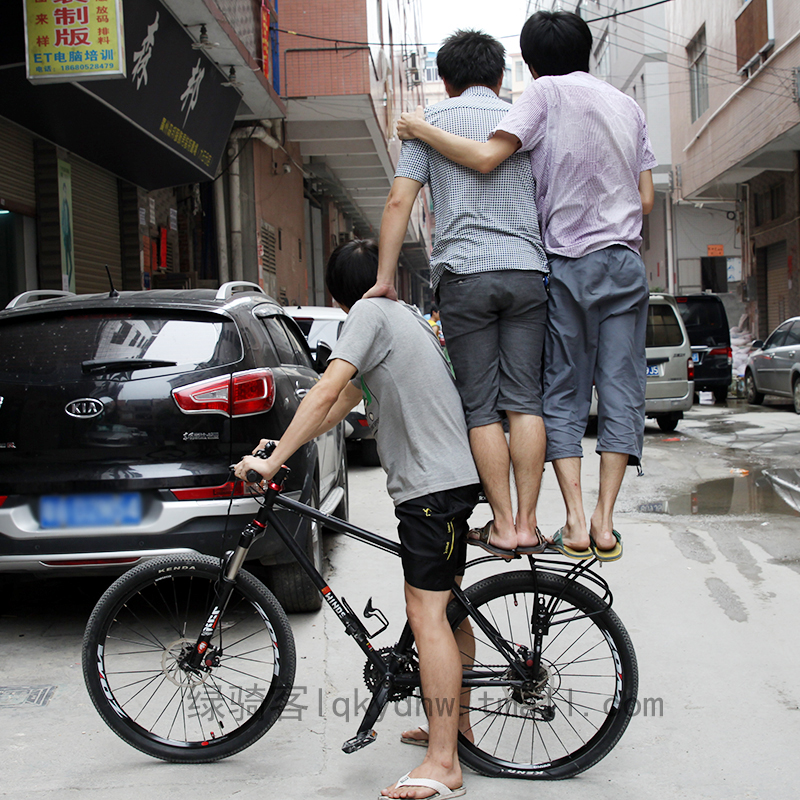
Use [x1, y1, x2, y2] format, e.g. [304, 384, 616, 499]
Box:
[233, 440, 280, 484]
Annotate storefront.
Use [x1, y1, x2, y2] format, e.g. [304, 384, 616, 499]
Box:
[0, 0, 243, 302]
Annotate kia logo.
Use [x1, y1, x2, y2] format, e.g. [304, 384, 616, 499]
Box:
[65, 398, 104, 419]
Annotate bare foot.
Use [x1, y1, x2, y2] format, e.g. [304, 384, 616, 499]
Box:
[381, 762, 463, 799]
[589, 514, 617, 552]
[552, 522, 591, 552]
[467, 520, 517, 558]
[401, 726, 429, 745]
[401, 724, 474, 745]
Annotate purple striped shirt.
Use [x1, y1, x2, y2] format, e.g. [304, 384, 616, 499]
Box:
[495, 72, 657, 259]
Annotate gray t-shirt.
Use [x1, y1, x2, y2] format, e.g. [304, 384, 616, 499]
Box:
[330, 298, 479, 505]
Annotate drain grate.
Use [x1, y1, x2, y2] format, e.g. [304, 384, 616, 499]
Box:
[0, 686, 57, 707]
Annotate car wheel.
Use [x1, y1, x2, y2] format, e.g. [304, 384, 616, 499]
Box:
[360, 437, 381, 467]
[745, 370, 764, 405]
[713, 386, 729, 404]
[656, 415, 679, 433]
[793, 377, 800, 415]
[265, 483, 323, 613]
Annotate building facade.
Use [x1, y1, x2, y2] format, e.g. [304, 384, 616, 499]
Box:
[0, 1, 430, 310]
[665, 0, 800, 338]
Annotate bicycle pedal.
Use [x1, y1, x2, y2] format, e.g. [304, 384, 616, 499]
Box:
[341, 729, 377, 753]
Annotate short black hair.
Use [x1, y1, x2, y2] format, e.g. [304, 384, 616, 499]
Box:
[436, 30, 506, 93]
[520, 11, 592, 77]
[429, 303, 439, 314]
[325, 239, 379, 310]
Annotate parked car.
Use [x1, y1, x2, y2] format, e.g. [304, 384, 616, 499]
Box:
[744, 316, 800, 414]
[0, 282, 349, 612]
[590, 293, 694, 432]
[644, 294, 695, 432]
[675, 293, 732, 403]
[286, 305, 381, 466]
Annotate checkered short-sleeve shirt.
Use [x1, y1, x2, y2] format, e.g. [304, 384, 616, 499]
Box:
[395, 86, 548, 290]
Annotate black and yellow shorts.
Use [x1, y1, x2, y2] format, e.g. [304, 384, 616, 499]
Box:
[394, 484, 480, 592]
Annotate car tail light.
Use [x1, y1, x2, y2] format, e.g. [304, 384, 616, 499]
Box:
[171, 481, 245, 500]
[710, 346, 733, 365]
[173, 369, 275, 417]
[0, 496, 6, 508]
[687, 358, 695, 380]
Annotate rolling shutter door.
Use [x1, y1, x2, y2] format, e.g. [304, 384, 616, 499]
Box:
[765, 240, 788, 331]
[71, 157, 122, 294]
[0, 117, 36, 212]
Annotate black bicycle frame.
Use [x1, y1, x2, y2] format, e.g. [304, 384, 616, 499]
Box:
[192, 477, 609, 746]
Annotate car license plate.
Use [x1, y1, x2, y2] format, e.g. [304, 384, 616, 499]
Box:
[40, 493, 142, 529]
[646, 365, 660, 377]
[692, 353, 700, 363]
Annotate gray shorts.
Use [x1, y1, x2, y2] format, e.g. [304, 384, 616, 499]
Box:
[542, 246, 649, 463]
[437, 269, 548, 429]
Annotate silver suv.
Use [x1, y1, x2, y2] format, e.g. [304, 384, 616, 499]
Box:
[645, 293, 694, 432]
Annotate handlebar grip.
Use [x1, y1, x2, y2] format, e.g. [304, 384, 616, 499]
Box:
[246, 469, 264, 484]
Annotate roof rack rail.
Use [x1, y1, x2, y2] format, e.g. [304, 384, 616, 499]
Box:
[5, 290, 76, 309]
[215, 281, 267, 301]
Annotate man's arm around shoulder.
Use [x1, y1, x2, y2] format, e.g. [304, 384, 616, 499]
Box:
[397, 106, 520, 174]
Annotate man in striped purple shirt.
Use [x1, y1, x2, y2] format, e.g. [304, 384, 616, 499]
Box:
[397, 10, 656, 562]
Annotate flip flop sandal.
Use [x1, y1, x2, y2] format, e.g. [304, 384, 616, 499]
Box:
[380, 773, 466, 800]
[516, 526, 548, 555]
[590, 530, 623, 562]
[400, 721, 429, 746]
[467, 520, 516, 559]
[547, 527, 594, 560]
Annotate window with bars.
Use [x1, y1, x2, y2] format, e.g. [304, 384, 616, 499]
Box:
[688, 28, 709, 122]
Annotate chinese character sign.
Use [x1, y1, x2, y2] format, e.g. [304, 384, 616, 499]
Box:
[24, 0, 126, 82]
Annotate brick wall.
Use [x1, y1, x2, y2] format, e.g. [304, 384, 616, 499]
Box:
[279, 0, 369, 97]
[252, 138, 309, 305]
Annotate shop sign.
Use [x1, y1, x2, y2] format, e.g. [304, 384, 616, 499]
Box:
[83, 0, 241, 178]
[23, 0, 126, 83]
[261, 2, 271, 84]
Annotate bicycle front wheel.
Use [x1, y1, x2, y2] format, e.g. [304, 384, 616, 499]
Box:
[450, 570, 638, 779]
[82, 554, 296, 762]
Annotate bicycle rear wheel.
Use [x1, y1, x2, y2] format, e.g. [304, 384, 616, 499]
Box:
[82, 554, 296, 762]
[450, 570, 637, 779]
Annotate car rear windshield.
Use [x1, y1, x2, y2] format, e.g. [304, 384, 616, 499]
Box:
[0, 311, 242, 381]
[647, 304, 684, 348]
[676, 297, 729, 347]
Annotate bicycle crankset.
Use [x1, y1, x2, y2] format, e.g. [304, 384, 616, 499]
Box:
[363, 647, 419, 701]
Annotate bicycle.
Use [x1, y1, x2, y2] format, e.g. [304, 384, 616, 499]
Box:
[82, 449, 638, 779]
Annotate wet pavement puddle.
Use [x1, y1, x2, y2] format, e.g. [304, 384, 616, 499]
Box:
[638, 468, 800, 517]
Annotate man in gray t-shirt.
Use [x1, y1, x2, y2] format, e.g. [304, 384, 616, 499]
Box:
[235, 240, 480, 800]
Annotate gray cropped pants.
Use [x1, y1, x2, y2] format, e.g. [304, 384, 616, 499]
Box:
[542, 246, 649, 463]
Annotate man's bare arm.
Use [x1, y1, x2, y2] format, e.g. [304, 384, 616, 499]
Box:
[397, 106, 520, 174]
[364, 176, 423, 300]
[639, 170, 654, 215]
[234, 359, 360, 482]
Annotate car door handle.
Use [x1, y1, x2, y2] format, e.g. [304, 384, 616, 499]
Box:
[295, 388, 310, 397]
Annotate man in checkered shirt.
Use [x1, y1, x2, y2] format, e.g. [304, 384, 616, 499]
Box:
[368, 31, 549, 567]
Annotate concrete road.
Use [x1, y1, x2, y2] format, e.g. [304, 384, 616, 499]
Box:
[2, 403, 799, 799]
